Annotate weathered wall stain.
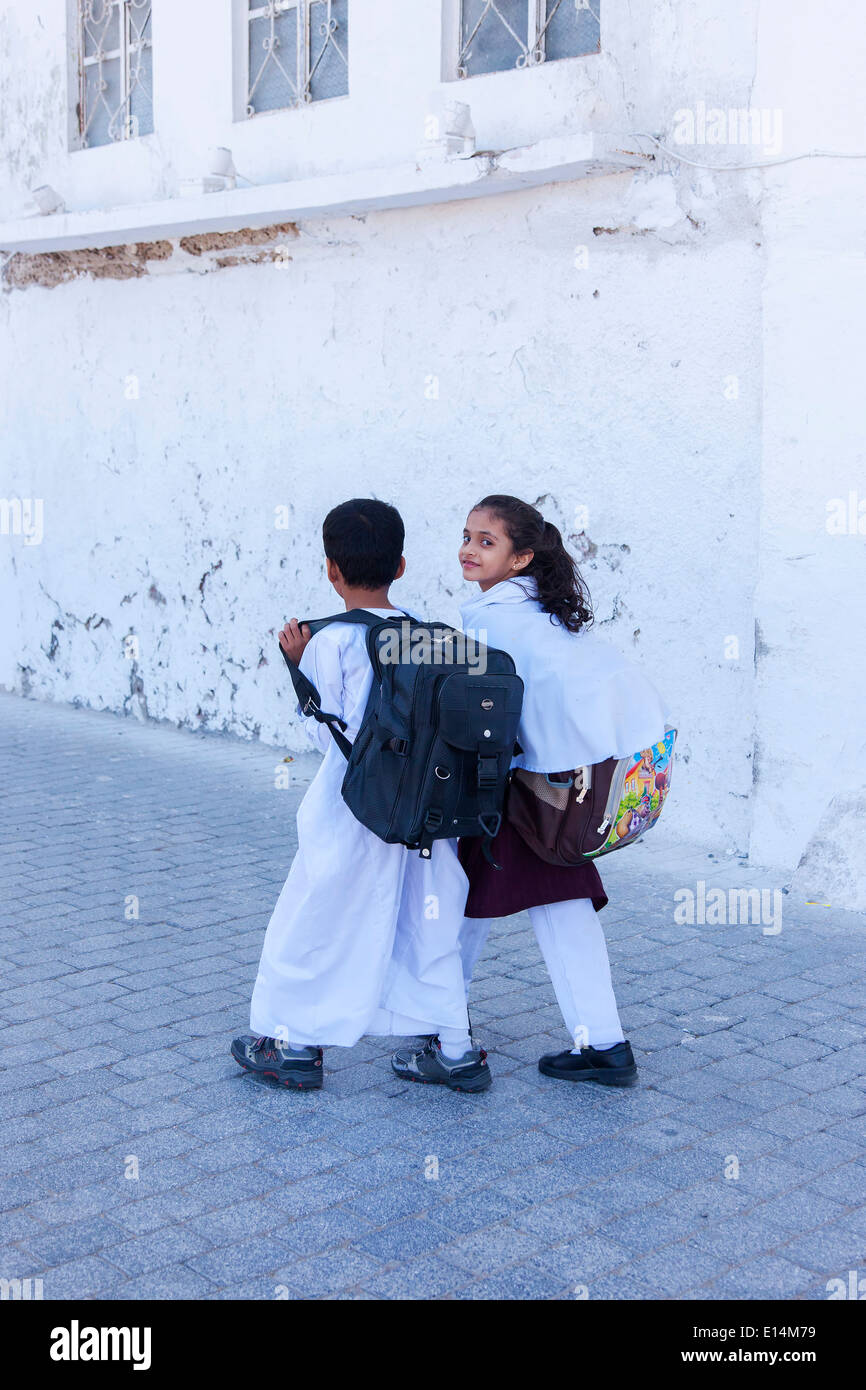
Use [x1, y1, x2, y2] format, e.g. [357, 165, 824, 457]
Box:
[3, 239, 173, 289]
[1, 222, 299, 291]
[178, 223, 298, 256]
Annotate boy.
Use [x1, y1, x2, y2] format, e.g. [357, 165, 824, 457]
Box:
[232, 499, 490, 1091]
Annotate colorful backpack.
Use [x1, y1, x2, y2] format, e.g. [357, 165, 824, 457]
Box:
[506, 727, 676, 864]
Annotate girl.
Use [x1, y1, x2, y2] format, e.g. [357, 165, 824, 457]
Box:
[457, 495, 670, 1086]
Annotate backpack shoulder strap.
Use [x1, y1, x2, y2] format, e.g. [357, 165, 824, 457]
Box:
[302, 608, 390, 637]
[277, 609, 397, 760]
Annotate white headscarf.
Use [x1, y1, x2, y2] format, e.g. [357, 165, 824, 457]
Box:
[460, 577, 671, 773]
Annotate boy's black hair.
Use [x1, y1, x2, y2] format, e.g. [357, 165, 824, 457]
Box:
[322, 498, 405, 589]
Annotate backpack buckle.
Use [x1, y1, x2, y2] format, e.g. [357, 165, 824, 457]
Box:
[388, 737, 409, 756]
[478, 812, 502, 860]
[417, 808, 444, 859]
[477, 755, 499, 789]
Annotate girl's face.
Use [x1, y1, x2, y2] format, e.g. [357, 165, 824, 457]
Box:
[459, 508, 532, 592]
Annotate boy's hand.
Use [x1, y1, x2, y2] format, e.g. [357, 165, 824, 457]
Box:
[279, 619, 313, 665]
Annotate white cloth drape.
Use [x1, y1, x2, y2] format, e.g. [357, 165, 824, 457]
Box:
[460, 577, 671, 773]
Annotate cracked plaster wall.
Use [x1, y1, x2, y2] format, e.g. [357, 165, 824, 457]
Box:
[0, 176, 763, 871]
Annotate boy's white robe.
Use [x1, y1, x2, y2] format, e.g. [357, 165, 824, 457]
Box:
[249, 610, 471, 1047]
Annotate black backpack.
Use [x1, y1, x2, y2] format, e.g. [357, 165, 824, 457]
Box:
[280, 610, 524, 860]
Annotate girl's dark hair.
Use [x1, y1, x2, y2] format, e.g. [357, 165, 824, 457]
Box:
[474, 494, 593, 633]
[323, 498, 405, 589]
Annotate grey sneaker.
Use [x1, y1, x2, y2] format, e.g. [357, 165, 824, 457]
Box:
[391, 1035, 438, 1068]
[231, 1033, 323, 1089]
[391, 1012, 476, 1068]
[390, 1038, 491, 1092]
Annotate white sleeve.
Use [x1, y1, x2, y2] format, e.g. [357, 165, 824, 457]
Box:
[293, 630, 346, 755]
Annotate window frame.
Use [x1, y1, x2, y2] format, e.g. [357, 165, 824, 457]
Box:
[234, 0, 350, 122]
[70, 0, 154, 150]
[443, 0, 601, 82]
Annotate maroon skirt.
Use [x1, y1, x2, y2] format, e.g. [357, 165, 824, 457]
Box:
[458, 818, 607, 919]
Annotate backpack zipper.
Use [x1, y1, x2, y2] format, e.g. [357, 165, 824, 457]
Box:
[595, 757, 629, 838]
[384, 641, 445, 840]
[408, 671, 453, 842]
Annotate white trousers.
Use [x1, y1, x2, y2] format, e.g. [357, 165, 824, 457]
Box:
[459, 898, 625, 1050]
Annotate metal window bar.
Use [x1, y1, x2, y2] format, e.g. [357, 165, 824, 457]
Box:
[78, 0, 152, 146]
[247, 0, 348, 116]
[457, 0, 600, 78]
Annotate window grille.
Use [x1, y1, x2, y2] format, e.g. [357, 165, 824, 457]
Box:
[458, 0, 600, 78]
[246, 0, 349, 116]
[77, 0, 153, 147]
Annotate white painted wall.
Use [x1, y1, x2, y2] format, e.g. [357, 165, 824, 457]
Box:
[1, 0, 864, 906]
[749, 0, 866, 906]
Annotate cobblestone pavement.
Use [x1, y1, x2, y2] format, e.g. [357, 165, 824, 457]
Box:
[1, 692, 864, 1301]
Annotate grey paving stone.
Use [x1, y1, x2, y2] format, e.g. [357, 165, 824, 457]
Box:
[462, 1261, 569, 1300]
[582, 1271, 669, 1299]
[426, 1188, 526, 1236]
[341, 1148, 427, 1188]
[625, 1117, 707, 1153]
[275, 1207, 375, 1255]
[694, 1125, 782, 1164]
[108, 1189, 215, 1235]
[102, 1224, 216, 1278]
[510, 1193, 612, 1241]
[0, 1210, 47, 1247]
[493, 1166, 592, 1208]
[272, 1247, 383, 1296]
[342, 1181, 434, 1225]
[759, 1101, 840, 1140]
[185, 1198, 287, 1246]
[110, 1263, 219, 1300]
[263, 1141, 357, 1181]
[532, 1232, 633, 1282]
[109, 1073, 191, 1107]
[628, 1243, 729, 1295]
[772, 1223, 866, 1274]
[39, 1254, 127, 1298]
[353, 1215, 455, 1263]
[17, 1215, 129, 1267]
[808, 1162, 866, 1204]
[689, 1217, 784, 1265]
[437, 1221, 543, 1274]
[748, 1187, 844, 1233]
[705, 1254, 820, 1299]
[266, 1171, 362, 1219]
[185, 1234, 296, 1284]
[718, 1154, 805, 1197]
[360, 1252, 473, 1300]
[782, 1132, 862, 1171]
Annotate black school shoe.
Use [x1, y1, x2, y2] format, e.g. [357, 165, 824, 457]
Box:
[538, 1041, 637, 1087]
[231, 1034, 323, 1089]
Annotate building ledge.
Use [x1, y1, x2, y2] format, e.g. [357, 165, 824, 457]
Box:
[0, 134, 650, 255]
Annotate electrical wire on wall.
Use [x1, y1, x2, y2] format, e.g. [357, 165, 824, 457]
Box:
[633, 133, 866, 171]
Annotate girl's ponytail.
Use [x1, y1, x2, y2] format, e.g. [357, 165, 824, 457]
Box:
[475, 495, 593, 634]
